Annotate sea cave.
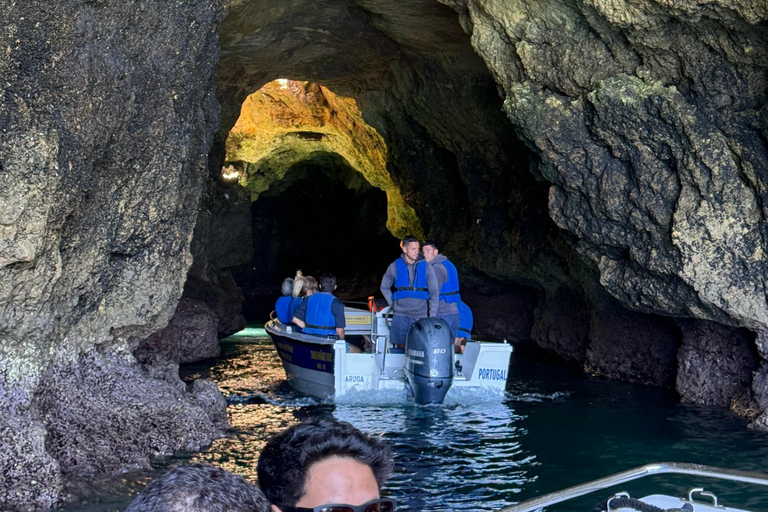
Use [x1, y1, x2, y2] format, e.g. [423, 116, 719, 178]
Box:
[1, 0, 768, 509]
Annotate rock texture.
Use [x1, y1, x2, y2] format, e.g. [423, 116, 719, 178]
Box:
[2, 0, 768, 508]
[676, 319, 759, 407]
[1, 0, 228, 509]
[454, 0, 768, 409]
[461, 0, 768, 327]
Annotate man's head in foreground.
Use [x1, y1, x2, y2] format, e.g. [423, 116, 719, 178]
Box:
[257, 418, 394, 512]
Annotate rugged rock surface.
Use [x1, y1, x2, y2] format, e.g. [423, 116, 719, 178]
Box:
[676, 319, 759, 407]
[1, 0, 228, 509]
[462, 0, 768, 328]
[2, 0, 768, 508]
[454, 0, 767, 409]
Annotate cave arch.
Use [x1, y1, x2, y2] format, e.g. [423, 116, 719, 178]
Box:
[199, 0, 554, 341]
[223, 79, 423, 239]
[231, 150, 401, 320]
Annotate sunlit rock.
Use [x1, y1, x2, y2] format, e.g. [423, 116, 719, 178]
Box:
[227, 79, 423, 238]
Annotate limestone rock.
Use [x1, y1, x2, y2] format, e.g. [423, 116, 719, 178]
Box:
[676, 319, 759, 407]
[467, 0, 768, 331]
[1, 0, 227, 507]
[136, 298, 221, 369]
[34, 350, 226, 476]
[586, 304, 681, 387]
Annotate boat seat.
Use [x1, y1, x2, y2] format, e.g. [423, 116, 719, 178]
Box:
[389, 347, 405, 354]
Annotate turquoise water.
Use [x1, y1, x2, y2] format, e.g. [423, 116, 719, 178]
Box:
[63, 331, 768, 512]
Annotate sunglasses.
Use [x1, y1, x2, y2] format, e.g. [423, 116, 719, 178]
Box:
[280, 497, 396, 512]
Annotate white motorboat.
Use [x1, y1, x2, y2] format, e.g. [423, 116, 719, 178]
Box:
[264, 302, 512, 403]
[500, 462, 768, 512]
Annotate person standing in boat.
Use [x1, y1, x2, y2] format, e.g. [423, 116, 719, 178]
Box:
[379, 235, 439, 348]
[292, 273, 362, 352]
[421, 239, 461, 342]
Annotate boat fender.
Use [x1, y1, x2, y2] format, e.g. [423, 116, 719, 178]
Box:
[591, 496, 667, 512]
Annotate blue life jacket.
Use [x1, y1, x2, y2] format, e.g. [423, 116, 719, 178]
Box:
[457, 301, 473, 340]
[439, 259, 461, 304]
[275, 296, 293, 323]
[288, 297, 303, 320]
[392, 258, 429, 300]
[302, 293, 338, 336]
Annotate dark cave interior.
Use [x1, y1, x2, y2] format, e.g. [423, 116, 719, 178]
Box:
[232, 152, 401, 322]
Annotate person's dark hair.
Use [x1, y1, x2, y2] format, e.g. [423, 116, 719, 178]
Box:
[257, 417, 393, 508]
[422, 239, 439, 251]
[401, 235, 419, 246]
[125, 464, 269, 512]
[319, 273, 337, 292]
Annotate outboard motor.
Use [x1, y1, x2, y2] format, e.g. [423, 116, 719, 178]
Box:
[404, 317, 454, 404]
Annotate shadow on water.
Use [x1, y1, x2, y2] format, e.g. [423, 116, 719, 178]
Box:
[61, 330, 768, 512]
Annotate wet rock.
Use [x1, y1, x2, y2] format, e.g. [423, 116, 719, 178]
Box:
[136, 298, 221, 370]
[531, 286, 590, 363]
[586, 303, 681, 387]
[0, 377, 61, 511]
[33, 350, 225, 476]
[676, 319, 759, 407]
[1, 0, 226, 506]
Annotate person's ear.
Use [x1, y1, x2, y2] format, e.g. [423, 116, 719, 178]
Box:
[334, 284, 337, 290]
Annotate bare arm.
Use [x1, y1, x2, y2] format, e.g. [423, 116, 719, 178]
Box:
[292, 316, 306, 328]
[336, 327, 345, 339]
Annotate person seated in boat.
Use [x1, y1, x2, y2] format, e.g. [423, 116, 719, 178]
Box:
[455, 300, 473, 354]
[292, 273, 364, 352]
[421, 239, 461, 341]
[275, 277, 295, 324]
[380, 235, 439, 348]
[257, 417, 395, 512]
[289, 273, 319, 328]
[124, 463, 269, 512]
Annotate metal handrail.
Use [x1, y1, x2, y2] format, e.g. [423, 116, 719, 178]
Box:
[498, 462, 768, 512]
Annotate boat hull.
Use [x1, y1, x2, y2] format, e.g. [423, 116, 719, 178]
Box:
[265, 307, 512, 400]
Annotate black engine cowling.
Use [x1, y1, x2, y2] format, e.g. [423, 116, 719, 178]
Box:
[404, 317, 454, 404]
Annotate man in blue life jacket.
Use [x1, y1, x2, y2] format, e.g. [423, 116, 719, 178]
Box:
[455, 300, 473, 354]
[380, 235, 439, 348]
[422, 240, 461, 341]
[292, 273, 363, 353]
[274, 277, 294, 324]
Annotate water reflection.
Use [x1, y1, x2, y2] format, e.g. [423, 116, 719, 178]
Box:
[60, 332, 768, 512]
[183, 335, 541, 511]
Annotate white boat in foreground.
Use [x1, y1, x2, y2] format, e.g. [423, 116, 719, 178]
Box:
[500, 462, 768, 512]
[265, 304, 512, 402]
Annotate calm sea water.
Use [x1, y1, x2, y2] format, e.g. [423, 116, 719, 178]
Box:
[62, 328, 768, 512]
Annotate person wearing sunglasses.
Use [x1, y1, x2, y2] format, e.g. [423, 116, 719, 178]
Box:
[257, 418, 396, 512]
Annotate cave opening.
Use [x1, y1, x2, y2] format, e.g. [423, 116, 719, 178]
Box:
[202, 1, 551, 341]
[232, 151, 401, 322]
[216, 78, 427, 323]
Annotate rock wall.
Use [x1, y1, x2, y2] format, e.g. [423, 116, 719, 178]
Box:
[449, 0, 767, 413]
[459, 0, 768, 327]
[2, 0, 768, 508]
[0, 0, 228, 508]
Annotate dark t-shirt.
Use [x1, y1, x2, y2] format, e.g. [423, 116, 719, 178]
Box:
[294, 293, 346, 328]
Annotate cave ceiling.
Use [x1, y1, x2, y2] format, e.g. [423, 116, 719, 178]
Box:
[224, 79, 423, 238]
